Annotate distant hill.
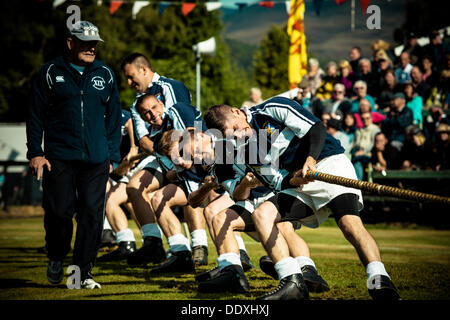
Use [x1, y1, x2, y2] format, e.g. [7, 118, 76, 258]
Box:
[221, 0, 407, 63]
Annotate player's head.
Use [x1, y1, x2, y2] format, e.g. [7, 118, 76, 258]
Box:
[135, 93, 165, 128]
[121, 53, 154, 93]
[159, 129, 214, 170]
[66, 21, 103, 66]
[204, 104, 253, 140]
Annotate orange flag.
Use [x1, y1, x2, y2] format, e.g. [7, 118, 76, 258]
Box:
[287, 0, 307, 89]
[182, 3, 196, 16]
[110, 1, 123, 15]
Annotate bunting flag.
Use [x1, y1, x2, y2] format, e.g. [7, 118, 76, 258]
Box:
[132, 1, 150, 19]
[235, 2, 248, 11]
[359, 0, 370, 13]
[181, 3, 196, 16]
[53, 0, 67, 8]
[206, 2, 222, 11]
[159, 2, 170, 15]
[287, 0, 307, 89]
[259, 1, 274, 8]
[285, 1, 291, 15]
[110, 0, 123, 15]
[334, 0, 371, 13]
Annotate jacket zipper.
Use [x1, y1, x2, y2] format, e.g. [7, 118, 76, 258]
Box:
[80, 89, 86, 160]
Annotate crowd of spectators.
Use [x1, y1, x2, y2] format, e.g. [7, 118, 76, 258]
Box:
[293, 30, 450, 180]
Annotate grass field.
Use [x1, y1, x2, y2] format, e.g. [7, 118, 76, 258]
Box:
[0, 216, 449, 300]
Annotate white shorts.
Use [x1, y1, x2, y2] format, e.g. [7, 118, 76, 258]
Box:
[118, 155, 157, 184]
[233, 191, 275, 214]
[280, 153, 364, 228]
[142, 153, 174, 175]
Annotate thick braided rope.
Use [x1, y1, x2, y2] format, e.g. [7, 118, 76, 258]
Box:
[305, 171, 450, 205]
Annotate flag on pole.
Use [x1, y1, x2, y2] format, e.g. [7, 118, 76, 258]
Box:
[287, 0, 307, 89]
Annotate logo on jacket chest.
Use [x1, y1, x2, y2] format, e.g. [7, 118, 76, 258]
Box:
[91, 76, 105, 90]
[262, 120, 277, 137]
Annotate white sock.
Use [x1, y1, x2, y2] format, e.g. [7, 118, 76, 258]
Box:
[168, 233, 191, 252]
[295, 256, 316, 270]
[115, 228, 135, 243]
[235, 235, 246, 251]
[103, 217, 112, 230]
[191, 229, 208, 248]
[141, 223, 162, 239]
[217, 252, 242, 271]
[274, 257, 302, 280]
[366, 261, 390, 279]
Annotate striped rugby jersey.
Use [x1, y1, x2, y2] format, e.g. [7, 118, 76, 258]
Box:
[130, 72, 192, 141]
[235, 96, 344, 192]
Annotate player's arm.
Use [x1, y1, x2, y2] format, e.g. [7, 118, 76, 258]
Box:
[188, 176, 219, 208]
[232, 172, 263, 201]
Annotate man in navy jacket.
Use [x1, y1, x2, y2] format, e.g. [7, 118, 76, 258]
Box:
[26, 21, 121, 289]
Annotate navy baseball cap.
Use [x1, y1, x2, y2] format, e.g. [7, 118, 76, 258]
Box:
[68, 21, 104, 42]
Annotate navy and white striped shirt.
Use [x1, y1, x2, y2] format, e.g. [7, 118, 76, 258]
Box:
[130, 72, 192, 141]
[235, 96, 344, 191]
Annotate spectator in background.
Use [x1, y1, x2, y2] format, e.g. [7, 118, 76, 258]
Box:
[402, 32, 423, 65]
[305, 58, 325, 95]
[326, 118, 351, 157]
[404, 82, 424, 128]
[372, 50, 393, 94]
[242, 87, 263, 107]
[425, 70, 450, 108]
[421, 55, 438, 88]
[322, 83, 351, 120]
[342, 112, 357, 146]
[371, 132, 402, 173]
[351, 112, 381, 180]
[430, 123, 450, 170]
[377, 69, 402, 112]
[381, 92, 414, 151]
[423, 106, 449, 143]
[316, 61, 339, 100]
[424, 30, 450, 71]
[350, 80, 376, 113]
[338, 60, 355, 97]
[354, 98, 386, 129]
[356, 58, 378, 97]
[321, 112, 331, 128]
[395, 52, 413, 84]
[410, 66, 431, 102]
[401, 125, 429, 170]
[349, 46, 363, 77]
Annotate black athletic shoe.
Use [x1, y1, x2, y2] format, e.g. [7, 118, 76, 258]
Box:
[97, 241, 136, 262]
[368, 275, 400, 301]
[259, 255, 278, 279]
[127, 236, 166, 265]
[100, 229, 116, 249]
[195, 266, 220, 282]
[198, 265, 250, 293]
[301, 265, 330, 293]
[240, 250, 254, 272]
[150, 250, 195, 274]
[47, 261, 64, 284]
[257, 273, 309, 300]
[192, 245, 208, 266]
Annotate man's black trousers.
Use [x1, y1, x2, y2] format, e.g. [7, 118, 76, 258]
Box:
[42, 159, 109, 280]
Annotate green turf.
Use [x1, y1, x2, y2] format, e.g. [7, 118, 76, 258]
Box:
[0, 217, 449, 300]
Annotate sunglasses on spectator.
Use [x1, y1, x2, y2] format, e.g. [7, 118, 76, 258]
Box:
[361, 116, 371, 120]
[354, 87, 364, 90]
[333, 90, 344, 94]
